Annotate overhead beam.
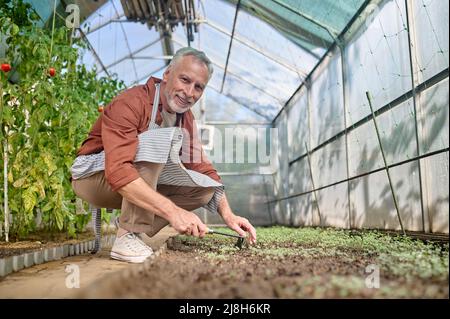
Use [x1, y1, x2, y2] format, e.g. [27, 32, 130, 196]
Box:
[205, 20, 311, 78]
[76, 27, 110, 77]
[171, 37, 286, 101]
[111, 1, 138, 83]
[134, 64, 167, 84]
[220, 0, 240, 93]
[99, 37, 162, 73]
[207, 85, 272, 121]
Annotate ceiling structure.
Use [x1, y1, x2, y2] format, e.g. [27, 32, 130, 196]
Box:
[30, 0, 367, 122]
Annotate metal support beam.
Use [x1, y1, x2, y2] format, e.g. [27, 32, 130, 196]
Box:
[76, 28, 110, 77]
[83, 14, 125, 36]
[171, 37, 285, 103]
[271, 0, 339, 40]
[366, 92, 405, 235]
[404, 0, 426, 233]
[111, 1, 139, 83]
[134, 64, 167, 84]
[340, 44, 352, 229]
[99, 37, 162, 73]
[204, 20, 311, 78]
[207, 84, 271, 121]
[221, 0, 240, 93]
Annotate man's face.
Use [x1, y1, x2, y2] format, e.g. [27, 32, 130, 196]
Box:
[162, 55, 209, 113]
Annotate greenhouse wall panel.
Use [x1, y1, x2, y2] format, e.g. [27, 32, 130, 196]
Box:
[273, 113, 290, 224]
[289, 194, 318, 227]
[344, 0, 412, 126]
[375, 99, 418, 164]
[310, 48, 344, 148]
[287, 88, 309, 162]
[412, 0, 449, 83]
[288, 158, 313, 196]
[316, 182, 349, 229]
[350, 169, 401, 230]
[418, 78, 449, 155]
[347, 120, 384, 177]
[389, 161, 423, 232]
[420, 152, 449, 234]
[311, 136, 347, 188]
[219, 175, 273, 226]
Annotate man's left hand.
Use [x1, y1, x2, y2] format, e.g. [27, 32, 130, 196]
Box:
[223, 214, 257, 245]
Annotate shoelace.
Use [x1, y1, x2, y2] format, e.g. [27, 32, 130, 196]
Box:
[115, 218, 152, 253]
[124, 232, 153, 253]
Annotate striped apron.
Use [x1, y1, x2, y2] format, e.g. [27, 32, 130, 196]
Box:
[71, 83, 224, 250]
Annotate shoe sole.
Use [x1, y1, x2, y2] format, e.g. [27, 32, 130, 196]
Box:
[110, 251, 151, 263]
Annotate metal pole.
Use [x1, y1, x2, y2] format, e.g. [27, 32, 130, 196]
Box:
[305, 142, 322, 226]
[339, 44, 353, 229]
[366, 92, 405, 235]
[3, 139, 9, 242]
[220, 0, 240, 93]
[404, 0, 426, 233]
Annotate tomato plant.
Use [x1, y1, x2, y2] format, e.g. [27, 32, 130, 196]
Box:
[0, 0, 125, 238]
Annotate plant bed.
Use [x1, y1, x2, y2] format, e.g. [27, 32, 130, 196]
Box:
[0, 230, 96, 258]
[104, 226, 448, 298]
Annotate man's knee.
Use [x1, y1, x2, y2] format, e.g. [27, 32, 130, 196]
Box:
[71, 175, 122, 209]
[135, 162, 165, 189]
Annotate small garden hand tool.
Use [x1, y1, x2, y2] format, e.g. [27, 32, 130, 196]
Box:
[207, 228, 245, 249]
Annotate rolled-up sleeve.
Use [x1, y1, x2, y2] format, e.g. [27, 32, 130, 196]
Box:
[102, 98, 141, 191]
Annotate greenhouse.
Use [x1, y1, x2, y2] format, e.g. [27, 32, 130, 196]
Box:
[0, 0, 448, 300]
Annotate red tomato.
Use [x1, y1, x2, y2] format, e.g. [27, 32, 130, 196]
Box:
[49, 67, 56, 77]
[1, 63, 11, 72]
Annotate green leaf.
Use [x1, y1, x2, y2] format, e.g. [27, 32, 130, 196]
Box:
[12, 176, 28, 188]
[22, 186, 37, 213]
[41, 200, 54, 212]
[10, 23, 19, 36]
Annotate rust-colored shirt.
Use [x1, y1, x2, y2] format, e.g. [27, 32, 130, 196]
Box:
[76, 77, 221, 192]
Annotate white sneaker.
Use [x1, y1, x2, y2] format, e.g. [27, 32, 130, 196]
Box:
[110, 233, 154, 263]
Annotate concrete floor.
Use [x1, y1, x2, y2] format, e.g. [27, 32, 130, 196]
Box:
[0, 226, 178, 299]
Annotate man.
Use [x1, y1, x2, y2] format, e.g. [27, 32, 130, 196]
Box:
[71, 47, 257, 263]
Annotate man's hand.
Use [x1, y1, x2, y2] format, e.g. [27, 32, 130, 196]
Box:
[223, 214, 257, 245]
[169, 209, 208, 238]
[218, 194, 257, 245]
[118, 177, 208, 238]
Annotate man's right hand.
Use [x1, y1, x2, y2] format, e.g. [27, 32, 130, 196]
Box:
[169, 209, 208, 238]
[118, 177, 208, 238]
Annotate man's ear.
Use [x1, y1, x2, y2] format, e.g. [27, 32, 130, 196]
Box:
[162, 67, 171, 82]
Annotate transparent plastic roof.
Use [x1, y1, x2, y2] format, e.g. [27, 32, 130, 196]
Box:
[76, 0, 365, 122]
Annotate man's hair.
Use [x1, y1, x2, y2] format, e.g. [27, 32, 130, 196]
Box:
[168, 47, 214, 80]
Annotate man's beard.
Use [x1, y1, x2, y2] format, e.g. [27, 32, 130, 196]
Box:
[165, 91, 192, 114]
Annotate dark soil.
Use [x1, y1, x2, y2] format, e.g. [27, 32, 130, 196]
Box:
[0, 230, 95, 258]
[105, 236, 449, 299]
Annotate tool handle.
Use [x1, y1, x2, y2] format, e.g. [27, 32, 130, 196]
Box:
[207, 228, 244, 238]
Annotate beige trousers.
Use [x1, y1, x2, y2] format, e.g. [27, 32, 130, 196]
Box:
[72, 162, 215, 237]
